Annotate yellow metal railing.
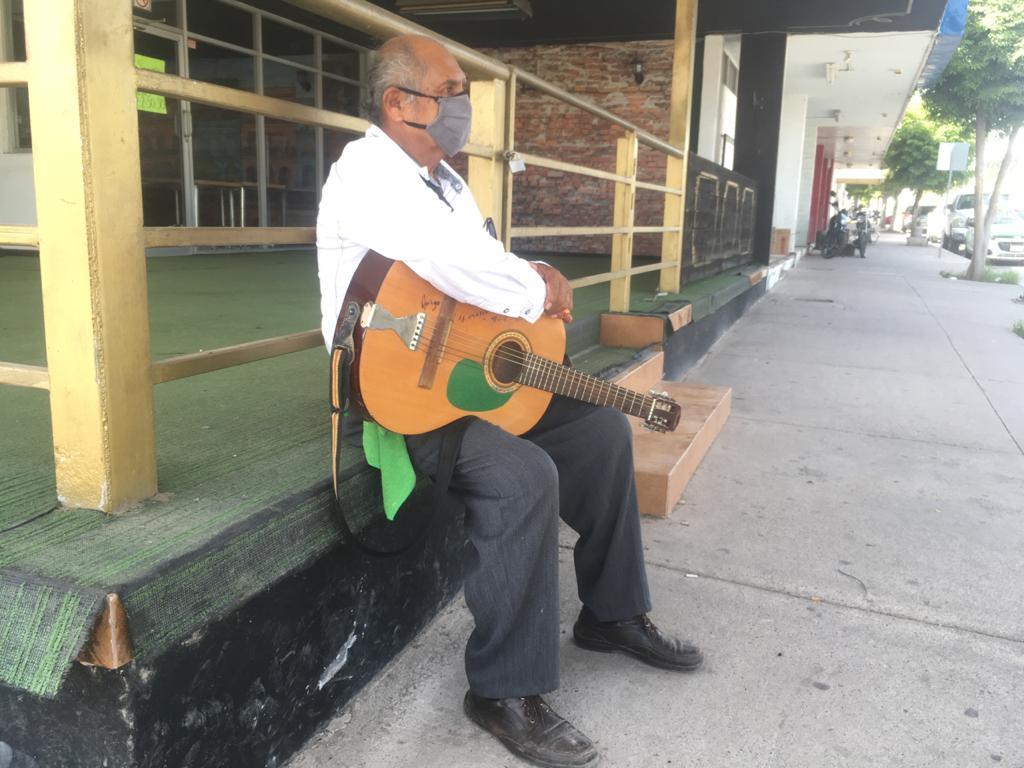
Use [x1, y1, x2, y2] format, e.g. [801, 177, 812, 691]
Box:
[0, 0, 696, 511]
[0, 61, 29, 87]
[0, 362, 48, 391]
[0, 225, 38, 247]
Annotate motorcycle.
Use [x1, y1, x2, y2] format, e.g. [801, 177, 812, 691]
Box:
[868, 210, 881, 243]
[821, 202, 868, 259]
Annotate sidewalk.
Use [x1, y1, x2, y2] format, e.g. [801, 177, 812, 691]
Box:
[288, 236, 1024, 768]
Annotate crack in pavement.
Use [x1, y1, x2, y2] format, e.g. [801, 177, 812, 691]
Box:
[709, 349, 969, 381]
[904, 277, 1024, 457]
[639, 554, 1024, 648]
[728, 413, 1024, 457]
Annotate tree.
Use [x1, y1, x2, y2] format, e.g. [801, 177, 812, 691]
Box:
[924, 0, 1024, 279]
[844, 184, 879, 205]
[882, 104, 968, 233]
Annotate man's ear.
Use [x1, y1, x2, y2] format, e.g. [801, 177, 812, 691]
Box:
[381, 86, 407, 123]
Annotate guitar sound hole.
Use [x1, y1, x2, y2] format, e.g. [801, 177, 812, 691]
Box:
[491, 340, 526, 385]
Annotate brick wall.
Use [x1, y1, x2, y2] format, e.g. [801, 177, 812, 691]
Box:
[479, 41, 677, 257]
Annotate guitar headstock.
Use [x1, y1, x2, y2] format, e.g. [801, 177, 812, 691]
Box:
[643, 391, 681, 432]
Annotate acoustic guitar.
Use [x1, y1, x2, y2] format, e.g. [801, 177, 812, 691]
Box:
[341, 252, 681, 436]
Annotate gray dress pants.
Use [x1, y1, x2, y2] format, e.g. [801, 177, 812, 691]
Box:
[405, 396, 652, 699]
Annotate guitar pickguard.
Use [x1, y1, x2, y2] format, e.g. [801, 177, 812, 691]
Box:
[446, 360, 514, 412]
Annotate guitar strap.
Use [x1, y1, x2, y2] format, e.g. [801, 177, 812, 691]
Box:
[329, 289, 472, 558]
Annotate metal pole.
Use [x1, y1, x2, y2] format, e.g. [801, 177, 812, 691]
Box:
[660, 0, 698, 293]
[939, 167, 953, 258]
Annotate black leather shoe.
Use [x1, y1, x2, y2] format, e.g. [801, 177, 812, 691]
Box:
[463, 691, 601, 768]
[573, 607, 703, 671]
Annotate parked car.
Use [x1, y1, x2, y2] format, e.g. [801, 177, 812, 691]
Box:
[901, 205, 936, 233]
[964, 209, 1024, 263]
[943, 192, 1011, 251]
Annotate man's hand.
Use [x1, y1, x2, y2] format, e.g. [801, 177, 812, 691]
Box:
[530, 262, 574, 321]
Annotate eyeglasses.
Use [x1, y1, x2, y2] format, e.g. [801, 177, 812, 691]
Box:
[393, 85, 468, 102]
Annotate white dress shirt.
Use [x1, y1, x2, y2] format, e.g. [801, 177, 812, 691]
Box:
[316, 124, 547, 349]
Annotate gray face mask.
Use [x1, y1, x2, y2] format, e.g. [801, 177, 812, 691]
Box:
[397, 86, 473, 157]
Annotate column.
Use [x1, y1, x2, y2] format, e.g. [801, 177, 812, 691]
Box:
[25, 0, 157, 511]
[659, 0, 698, 294]
[734, 32, 787, 265]
[771, 92, 809, 253]
[467, 79, 507, 235]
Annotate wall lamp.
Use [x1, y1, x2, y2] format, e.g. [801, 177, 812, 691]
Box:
[632, 58, 645, 85]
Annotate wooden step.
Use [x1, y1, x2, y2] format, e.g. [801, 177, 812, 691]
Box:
[631, 382, 731, 518]
[599, 305, 692, 349]
[612, 349, 664, 392]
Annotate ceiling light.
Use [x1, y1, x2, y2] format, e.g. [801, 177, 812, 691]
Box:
[395, 0, 533, 20]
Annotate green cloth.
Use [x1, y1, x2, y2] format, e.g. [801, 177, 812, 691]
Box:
[362, 423, 416, 520]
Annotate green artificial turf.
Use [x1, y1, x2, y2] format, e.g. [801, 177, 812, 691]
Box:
[0, 248, 754, 697]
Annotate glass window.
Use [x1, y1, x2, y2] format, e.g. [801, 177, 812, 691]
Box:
[191, 105, 258, 226]
[722, 53, 738, 93]
[133, 0, 179, 26]
[187, 0, 253, 49]
[189, 39, 256, 92]
[323, 130, 354, 176]
[138, 94, 184, 225]
[135, 31, 184, 226]
[266, 118, 316, 226]
[6, 1, 30, 150]
[263, 59, 315, 106]
[13, 88, 30, 149]
[323, 76, 362, 117]
[262, 18, 313, 68]
[322, 39, 362, 82]
[10, 0, 25, 60]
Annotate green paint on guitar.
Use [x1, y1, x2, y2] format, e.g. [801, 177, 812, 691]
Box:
[446, 359, 512, 412]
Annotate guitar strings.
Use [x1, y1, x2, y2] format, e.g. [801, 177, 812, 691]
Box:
[410, 318, 653, 408]
[376, 320, 654, 414]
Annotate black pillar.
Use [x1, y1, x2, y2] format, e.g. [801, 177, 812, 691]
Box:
[733, 32, 786, 265]
[689, 38, 705, 154]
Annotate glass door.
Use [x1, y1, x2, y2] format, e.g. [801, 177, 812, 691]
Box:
[133, 26, 194, 227]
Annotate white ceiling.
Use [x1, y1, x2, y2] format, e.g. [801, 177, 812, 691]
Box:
[784, 31, 937, 169]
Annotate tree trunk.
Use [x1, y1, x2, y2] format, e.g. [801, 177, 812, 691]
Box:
[980, 124, 1021, 254]
[911, 190, 923, 237]
[968, 111, 988, 281]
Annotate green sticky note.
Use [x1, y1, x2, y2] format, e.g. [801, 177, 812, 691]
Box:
[135, 54, 168, 114]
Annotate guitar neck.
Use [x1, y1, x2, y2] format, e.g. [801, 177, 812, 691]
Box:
[516, 352, 654, 419]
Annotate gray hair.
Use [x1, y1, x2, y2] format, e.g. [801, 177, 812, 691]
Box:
[366, 39, 427, 125]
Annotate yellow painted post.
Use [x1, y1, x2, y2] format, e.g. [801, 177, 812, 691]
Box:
[660, 0, 698, 294]
[502, 71, 518, 252]
[467, 79, 507, 236]
[610, 131, 638, 312]
[24, 0, 157, 511]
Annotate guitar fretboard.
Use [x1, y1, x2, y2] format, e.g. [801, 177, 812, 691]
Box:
[515, 353, 654, 419]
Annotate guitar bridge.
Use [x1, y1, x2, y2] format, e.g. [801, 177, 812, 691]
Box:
[360, 302, 426, 351]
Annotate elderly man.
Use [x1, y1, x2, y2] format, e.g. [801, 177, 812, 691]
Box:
[317, 34, 702, 768]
